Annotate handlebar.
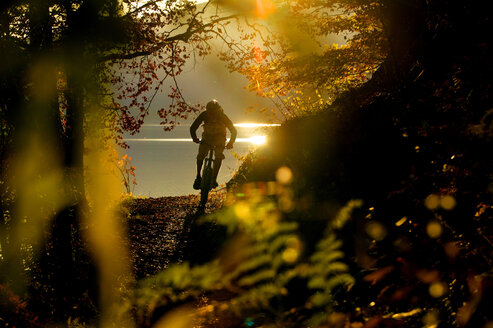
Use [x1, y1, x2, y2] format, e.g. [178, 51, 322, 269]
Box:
[196, 139, 232, 150]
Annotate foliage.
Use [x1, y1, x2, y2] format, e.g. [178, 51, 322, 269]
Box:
[217, 0, 389, 119]
[118, 154, 137, 194]
[0, 283, 41, 327]
[129, 188, 360, 327]
[1, 0, 492, 327]
[1, 0, 141, 324]
[225, 92, 493, 325]
[0, 0, 262, 324]
[225, 2, 493, 326]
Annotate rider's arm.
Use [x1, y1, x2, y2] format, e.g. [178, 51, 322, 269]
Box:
[224, 115, 237, 146]
[190, 112, 205, 142]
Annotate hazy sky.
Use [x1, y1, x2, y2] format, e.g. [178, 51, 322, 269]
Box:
[136, 0, 346, 126]
[140, 1, 277, 125]
[144, 52, 272, 125]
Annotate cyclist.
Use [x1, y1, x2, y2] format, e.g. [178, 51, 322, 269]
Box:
[190, 99, 237, 190]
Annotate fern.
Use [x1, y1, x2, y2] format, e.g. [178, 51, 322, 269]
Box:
[131, 195, 361, 327]
[300, 200, 363, 326]
[238, 269, 277, 287]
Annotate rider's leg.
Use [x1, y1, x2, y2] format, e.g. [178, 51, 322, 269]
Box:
[196, 142, 210, 177]
[212, 158, 222, 186]
[193, 159, 204, 190]
[194, 143, 208, 189]
[212, 144, 226, 186]
[196, 159, 203, 177]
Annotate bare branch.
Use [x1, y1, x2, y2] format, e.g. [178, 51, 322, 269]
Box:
[99, 14, 238, 62]
[124, 0, 161, 17]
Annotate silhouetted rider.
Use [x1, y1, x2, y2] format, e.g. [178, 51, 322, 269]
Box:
[190, 99, 237, 190]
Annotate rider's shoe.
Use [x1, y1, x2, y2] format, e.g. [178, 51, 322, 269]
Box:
[193, 176, 202, 190]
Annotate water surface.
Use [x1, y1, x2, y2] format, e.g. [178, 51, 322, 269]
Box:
[122, 124, 274, 196]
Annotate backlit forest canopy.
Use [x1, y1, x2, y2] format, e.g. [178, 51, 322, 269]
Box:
[0, 0, 389, 321]
[1, 0, 394, 145]
[216, 0, 391, 118]
[0, 0, 396, 215]
[106, 0, 395, 130]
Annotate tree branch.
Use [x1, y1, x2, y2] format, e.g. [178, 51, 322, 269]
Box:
[99, 14, 237, 62]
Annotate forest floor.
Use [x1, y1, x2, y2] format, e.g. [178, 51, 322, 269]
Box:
[124, 190, 227, 278]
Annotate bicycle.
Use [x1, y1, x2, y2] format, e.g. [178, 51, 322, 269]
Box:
[198, 143, 222, 212]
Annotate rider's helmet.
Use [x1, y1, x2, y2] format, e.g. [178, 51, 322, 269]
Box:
[206, 99, 222, 115]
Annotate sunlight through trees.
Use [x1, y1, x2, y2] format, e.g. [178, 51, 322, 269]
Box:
[1, 0, 492, 327]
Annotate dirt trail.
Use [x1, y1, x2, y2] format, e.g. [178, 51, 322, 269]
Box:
[125, 191, 226, 278]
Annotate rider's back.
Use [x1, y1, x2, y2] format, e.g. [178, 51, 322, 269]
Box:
[202, 106, 227, 138]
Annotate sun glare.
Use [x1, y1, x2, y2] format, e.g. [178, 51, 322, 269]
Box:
[255, 0, 276, 18]
[124, 123, 276, 146]
[249, 135, 267, 145]
[235, 123, 281, 128]
[123, 136, 268, 145]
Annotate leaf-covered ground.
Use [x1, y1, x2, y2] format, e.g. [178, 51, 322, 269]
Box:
[125, 190, 226, 278]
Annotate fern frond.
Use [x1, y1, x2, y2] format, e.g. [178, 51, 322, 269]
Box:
[225, 253, 273, 282]
[238, 269, 277, 286]
[324, 274, 355, 292]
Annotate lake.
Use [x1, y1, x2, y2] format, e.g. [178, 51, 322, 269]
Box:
[121, 124, 277, 197]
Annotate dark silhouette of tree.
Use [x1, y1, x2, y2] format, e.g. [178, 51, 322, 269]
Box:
[0, 0, 244, 323]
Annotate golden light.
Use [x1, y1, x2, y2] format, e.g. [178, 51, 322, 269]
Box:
[234, 201, 251, 221]
[255, 0, 276, 18]
[440, 195, 456, 210]
[426, 220, 443, 239]
[282, 236, 301, 263]
[276, 166, 293, 184]
[395, 217, 407, 227]
[153, 306, 194, 328]
[234, 123, 281, 127]
[425, 194, 440, 210]
[429, 281, 447, 298]
[282, 248, 299, 263]
[365, 221, 387, 241]
[249, 135, 267, 145]
[422, 309, 440, 327]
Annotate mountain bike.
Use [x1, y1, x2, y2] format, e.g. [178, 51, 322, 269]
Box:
[198, 144, 220, 212]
